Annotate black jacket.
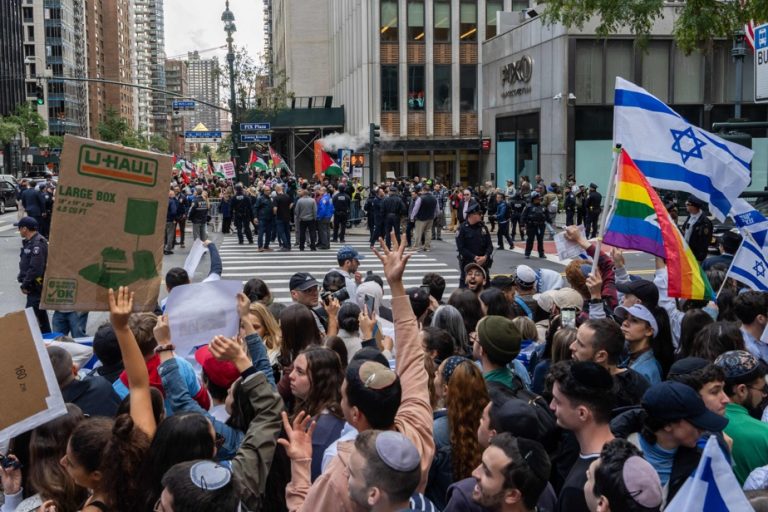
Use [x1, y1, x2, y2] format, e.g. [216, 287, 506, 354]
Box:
[62, 375, 122, 417]
[230, 194, 254, 220]
[253, 194, 275, 221]
[188, 196, 209, 224]
[381, 194, 406, 219]
[682, 214, 713, 262]
[21, 188, 45, 217]
[585, 190, 602, 215]
[610, 407, 701, 503]
[18, 232, 48, 292]
[332, 192, 351, 215]
[456, 221, 493, 266]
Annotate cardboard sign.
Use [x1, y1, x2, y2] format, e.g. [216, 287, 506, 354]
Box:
[220, 161, 236, 179]
[42, 135, 172, 311]
[0, 310, 67, 442]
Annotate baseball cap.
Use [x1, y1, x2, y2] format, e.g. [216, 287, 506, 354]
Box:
[530, 191, 540, 199]
[289, 272, 319, 291]
[642, 381, 728, 432]
[686, 195, 706, 208]
[337, 245, 364, 262]
[13, 216, 39, 230]
[466, 201, 482, 215]
[195, 346, 240, 389]
[550, 288, 584, 311]
[616, 280, 659, 307]
[464, 262, 487, 281]
[614, 304, 658, 337]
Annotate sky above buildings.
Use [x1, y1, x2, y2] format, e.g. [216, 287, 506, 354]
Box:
[164, 0, 265, 64]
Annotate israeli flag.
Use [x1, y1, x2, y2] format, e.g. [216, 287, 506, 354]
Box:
[726, 234, 768, 291]
[614, 78, 754, 221]
[665, 436, 753, 512]
[731, 198, 768, 247]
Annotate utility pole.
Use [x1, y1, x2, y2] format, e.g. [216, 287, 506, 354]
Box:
[733, 29, 747, 120]
[222, 1, 239, 167]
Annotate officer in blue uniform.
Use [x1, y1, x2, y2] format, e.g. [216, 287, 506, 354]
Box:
[16, 216, 50, 333]
[456, 201, 493, 288]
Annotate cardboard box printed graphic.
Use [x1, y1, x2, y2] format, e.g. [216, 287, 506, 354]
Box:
[42, 135, 172, 311]
[0, 309, 67, 442]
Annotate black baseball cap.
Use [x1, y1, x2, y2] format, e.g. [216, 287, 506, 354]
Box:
[466, 201, 482, 215]
[14, 216, 39, 230]
[642, 381, 728, 432]
[289, 272, 319, 291]
[616, 280, 659, 307]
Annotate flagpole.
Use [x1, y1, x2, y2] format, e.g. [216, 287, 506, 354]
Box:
[591, 144, 623, 273]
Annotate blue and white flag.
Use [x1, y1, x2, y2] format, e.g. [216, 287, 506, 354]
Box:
[665, 435, 753, 512]
[731, 198, 768, 248]
[614, 77, 754, 221]
[726, 234, 768, 291]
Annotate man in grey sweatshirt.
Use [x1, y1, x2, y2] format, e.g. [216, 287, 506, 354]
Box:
[294, 188, 318, 251]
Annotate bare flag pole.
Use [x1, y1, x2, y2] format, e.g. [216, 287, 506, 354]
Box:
[591, 144, 623, 273]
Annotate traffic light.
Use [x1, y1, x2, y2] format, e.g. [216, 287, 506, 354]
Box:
[35, 85, 44, 105]
[369, 123, 381, 147]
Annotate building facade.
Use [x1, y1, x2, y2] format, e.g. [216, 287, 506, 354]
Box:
[165, 58, 188, 155]
[133, 0, 168, 140]
[1, 0, 26, 117]
[481, 7, 768, 193]
[186, 52, 220, 132]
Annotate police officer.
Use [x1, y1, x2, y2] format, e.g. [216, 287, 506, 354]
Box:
[230, 185, 254, 245]
[564, 185, 578, 226]
[380, 186, 406, 249]
[584, 182, 602, 238]
[509, 190, 527, 242]
[15, 216, 50, 333]
[40, 183, 54, 238]
[681, 195, 713, 262]
[456, 201, 493, 288]
[521, 191, 550, 259]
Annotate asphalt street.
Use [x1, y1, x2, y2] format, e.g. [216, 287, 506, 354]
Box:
[0, 209, 657, 334]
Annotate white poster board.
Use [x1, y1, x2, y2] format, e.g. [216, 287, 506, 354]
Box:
[165, 280, 243, 356]
[183, 239, 208, 277]
[220, 161, 236, 179]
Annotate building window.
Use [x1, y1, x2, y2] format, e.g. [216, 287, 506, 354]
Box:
[460, 1, 477, 41]
[673, 46, 703, 103]
[434, 0, 450, 42]
[460, 64, 476, 111]
[407, 1, 425, 41]
[408, 66, 425, 110]
[486, 0, 502, 39]
[574, 40, 603, 104]
[434, 65, 451, 111]
[604, 41, 633, 104]
[380, 0, 398, 42]
[642, 40, 670, 103]
[27, 25, 35, 41]
[381, 65, 399, 111]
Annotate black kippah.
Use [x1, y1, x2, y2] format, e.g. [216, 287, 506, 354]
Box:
[571, 361, 613, 390]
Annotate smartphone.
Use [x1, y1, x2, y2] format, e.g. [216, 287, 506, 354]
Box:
[561, 308, 576, 328]
[364, 294, 376, 315]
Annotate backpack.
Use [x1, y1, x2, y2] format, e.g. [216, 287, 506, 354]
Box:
[548, 198, 559, 214]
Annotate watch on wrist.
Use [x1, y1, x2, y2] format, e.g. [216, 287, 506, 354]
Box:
[588, 298, 603, 304]
[154, 344, 175, 354]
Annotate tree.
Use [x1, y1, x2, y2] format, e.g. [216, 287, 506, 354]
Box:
[6, 103, 47, 147]
[37, 135, 63, 148]
[542, 0, 768, 53]
[214, 135, 232, 160]
[0, 120, 19, 145]
[98, 106, 131, 143]
[148, 134, 169, 153]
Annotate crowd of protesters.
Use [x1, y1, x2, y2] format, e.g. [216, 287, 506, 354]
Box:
[6, 164, 768, 512]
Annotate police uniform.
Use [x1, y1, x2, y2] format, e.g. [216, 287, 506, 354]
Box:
[16, 218, 50, 333]
[681, 197, 713, 262]
[508, 192, 527, 241]
[230, 189, 254, 244]
[584, 184, 602, 238]
[521, 193, 550, 259]
[456, 202, 493, 288]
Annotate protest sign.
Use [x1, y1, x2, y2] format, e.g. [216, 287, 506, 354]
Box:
[554, 226, 586, 261]
[165, 280, 243, 356]
[0, 309, 67, 442]
[42, 135, 172, 311]
[220, 161, 236, 179]
[184, 239, 208, 277]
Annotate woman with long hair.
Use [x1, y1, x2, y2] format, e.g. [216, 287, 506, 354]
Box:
[448, 289, 484, 348]
[277, 303, 324, 407]
[0, 404, 87, 512]
[427, 357, 490, 509]
[288, 346, 345, 481]
[616, 304, 675, 384]
[678, 309, 715, 358]
[336, 302, 363, 362]
[243, 278, 273, 306]
[687, 321, 745, 361]
[242, 301, 282, 369]
[479, 287, 513, 318]
[532, 324, 575, 395]
[431, 304, 470, 356]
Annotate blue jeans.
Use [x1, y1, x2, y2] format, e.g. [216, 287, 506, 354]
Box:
[52, 311, 88, 337]
[258, 218, 274, 248]
[275, 219, 291, 249]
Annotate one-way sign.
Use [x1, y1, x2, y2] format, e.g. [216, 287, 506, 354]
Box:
[241, 122, 270, 131]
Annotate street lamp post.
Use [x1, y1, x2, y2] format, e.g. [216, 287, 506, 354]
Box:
[222, 1, 239, 166]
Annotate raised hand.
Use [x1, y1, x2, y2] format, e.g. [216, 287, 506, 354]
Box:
[611, 247, 626, 269]
[0, 454, 22, 495]
[586, 269, 603, 300]
[276, 411, 316, 461]
[359, 304, 378, 339]
[236, 292, 251, 319]
[153, 314, 171, 345]
[108, 286, 134, 331]
[373, 233, 411, 295]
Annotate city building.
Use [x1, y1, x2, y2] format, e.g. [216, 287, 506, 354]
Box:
[481, 5, 768, 192]
[133, 0, 168, 140]
[165, 58, 188, 155]
[86, 0, 135, 138]
[186, 51, 221, 133]
[1, 0, 26, 117]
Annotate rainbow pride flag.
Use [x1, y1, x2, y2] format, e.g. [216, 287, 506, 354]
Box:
[604, 150, 714, 300]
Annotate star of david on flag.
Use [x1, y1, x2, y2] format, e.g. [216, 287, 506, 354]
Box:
[613, 78, 754, 221]
[726, 234, 768, 292]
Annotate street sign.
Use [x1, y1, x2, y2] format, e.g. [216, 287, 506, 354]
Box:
[756, 23, 768, 103]
[240, 122, 270, 131]
[241, 134, 272, 143]
[172, 100, 196, 109]
[184, 131, 222, 143]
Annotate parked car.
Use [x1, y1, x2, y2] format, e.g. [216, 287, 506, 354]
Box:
[0, 179, 18, 214]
